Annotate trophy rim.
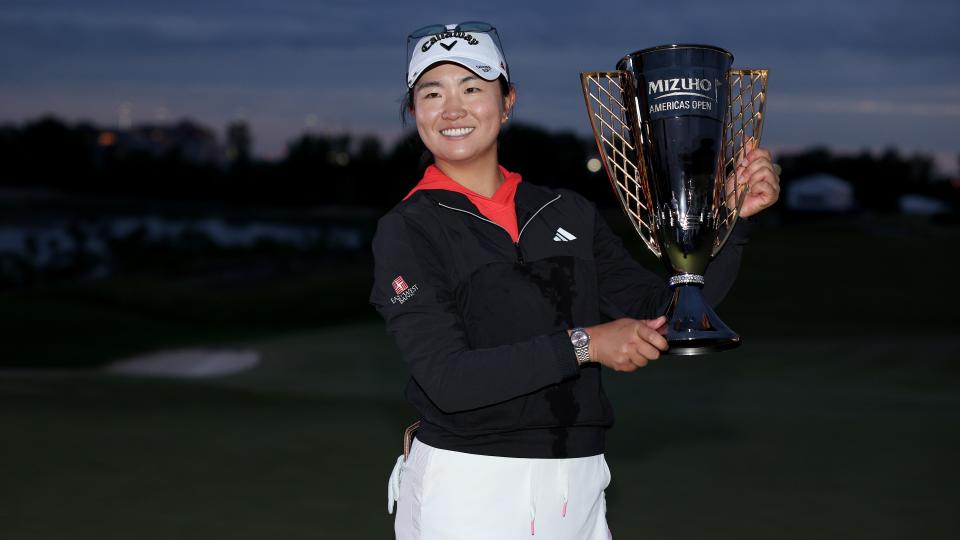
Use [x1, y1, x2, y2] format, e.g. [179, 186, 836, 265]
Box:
[620, 43, 734, 64]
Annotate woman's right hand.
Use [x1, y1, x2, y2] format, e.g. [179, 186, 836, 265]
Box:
[584, 316, 669, 371]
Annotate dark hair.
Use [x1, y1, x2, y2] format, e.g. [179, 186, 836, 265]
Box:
[399, 74, 514, 126]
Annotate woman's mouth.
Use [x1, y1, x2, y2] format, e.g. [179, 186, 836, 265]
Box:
[440, 127, 475, 137]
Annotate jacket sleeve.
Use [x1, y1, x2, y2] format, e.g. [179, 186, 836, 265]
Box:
[592, 204, 751, 320]
[369, 212, 581, 414]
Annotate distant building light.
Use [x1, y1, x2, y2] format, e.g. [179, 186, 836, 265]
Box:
[98, 132, 117, 146]
[586, 157, 602, 173]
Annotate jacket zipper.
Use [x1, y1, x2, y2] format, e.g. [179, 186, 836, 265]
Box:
[437, 194, 561, 265]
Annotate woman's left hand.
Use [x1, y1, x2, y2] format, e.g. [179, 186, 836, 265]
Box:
[735, 142, 781, 218]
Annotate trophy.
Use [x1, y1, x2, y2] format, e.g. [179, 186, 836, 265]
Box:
[581, 44, 768, 355]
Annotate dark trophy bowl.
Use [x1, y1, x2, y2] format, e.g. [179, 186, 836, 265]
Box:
[581, 45, 768, 355]
[618, 45, 738, 354]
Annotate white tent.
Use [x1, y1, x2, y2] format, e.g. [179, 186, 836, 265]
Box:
[899, 194, 951, 216]
[786, 174, 855, 212]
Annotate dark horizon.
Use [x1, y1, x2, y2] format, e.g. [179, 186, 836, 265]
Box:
[2, 114, 955, 220]
[4, 112, 958, 177]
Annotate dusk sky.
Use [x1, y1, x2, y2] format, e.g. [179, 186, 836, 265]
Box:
[2, 0, 958, 171]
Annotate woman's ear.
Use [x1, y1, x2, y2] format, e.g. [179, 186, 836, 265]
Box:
[502, 86, 517, 123]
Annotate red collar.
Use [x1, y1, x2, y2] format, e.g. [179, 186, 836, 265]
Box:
[403, 165, 522, 202]
[403, 165, 523, 242]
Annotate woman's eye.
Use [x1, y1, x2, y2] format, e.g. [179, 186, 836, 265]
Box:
[423, 92, 440, 99]
[465, 87, 481, 93]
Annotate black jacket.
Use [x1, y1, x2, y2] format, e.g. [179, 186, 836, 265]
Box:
[369, 181, 749, 458]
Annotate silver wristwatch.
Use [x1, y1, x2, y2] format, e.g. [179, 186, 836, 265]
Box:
[570, 327, 591, 366]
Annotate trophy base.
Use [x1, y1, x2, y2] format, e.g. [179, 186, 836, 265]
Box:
[663, 284, 741, 356]
[665, 337, 741, 356]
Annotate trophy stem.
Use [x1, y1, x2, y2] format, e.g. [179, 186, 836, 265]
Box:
[664, 283, 741, 355]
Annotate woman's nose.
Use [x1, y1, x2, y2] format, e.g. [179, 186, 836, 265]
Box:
[441, 96, 466, 120]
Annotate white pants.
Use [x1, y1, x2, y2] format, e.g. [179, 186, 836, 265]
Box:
[389, 438, 613, 539]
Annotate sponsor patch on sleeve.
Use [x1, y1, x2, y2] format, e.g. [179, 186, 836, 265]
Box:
[389, 275, 419, 304]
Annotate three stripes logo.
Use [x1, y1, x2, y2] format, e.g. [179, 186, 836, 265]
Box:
[553, 227, 577, 242]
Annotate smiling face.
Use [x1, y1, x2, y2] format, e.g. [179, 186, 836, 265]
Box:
[411, 62, 515, 170]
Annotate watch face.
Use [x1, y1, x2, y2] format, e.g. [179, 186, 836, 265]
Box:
[571, 330, 589, 348]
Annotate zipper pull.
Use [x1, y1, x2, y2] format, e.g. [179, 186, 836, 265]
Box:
[515, 243, 524, 264]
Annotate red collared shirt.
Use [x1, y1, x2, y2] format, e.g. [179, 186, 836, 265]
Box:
[403, 164, 522, 242]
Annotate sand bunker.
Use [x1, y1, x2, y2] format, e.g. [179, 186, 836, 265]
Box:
[106, 348, 260, 378]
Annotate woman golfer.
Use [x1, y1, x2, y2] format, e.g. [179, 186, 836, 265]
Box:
[370, 21, 780, 539]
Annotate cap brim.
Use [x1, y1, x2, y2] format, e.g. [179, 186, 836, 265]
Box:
[407, 57, 505, 88]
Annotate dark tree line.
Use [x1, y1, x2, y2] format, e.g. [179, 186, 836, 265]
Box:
[230, 122, 610, 209]
[1, 116, 955, 213]
[0, 116, 604, 211]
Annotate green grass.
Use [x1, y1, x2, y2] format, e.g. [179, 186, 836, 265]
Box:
[0, 380, 408, 539]
[2, 218, 959, 537]
[1, 323, 958, 539]
[602, 335, 960, 539]
[5, 218, 959, 368]
[0, 262, 374, 368]
[615, 215, 960, 337]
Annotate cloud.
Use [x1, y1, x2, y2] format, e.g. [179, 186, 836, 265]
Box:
[2, 0, 958, 156]
[0, 10, 376, 54]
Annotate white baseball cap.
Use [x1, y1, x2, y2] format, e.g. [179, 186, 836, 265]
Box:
[406, 22, 509, 88]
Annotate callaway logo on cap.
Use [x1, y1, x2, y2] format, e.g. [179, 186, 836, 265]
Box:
[407, 24, 508, 88]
